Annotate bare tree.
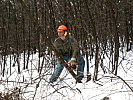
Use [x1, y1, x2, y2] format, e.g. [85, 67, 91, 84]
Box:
[0, 0, 132, 99]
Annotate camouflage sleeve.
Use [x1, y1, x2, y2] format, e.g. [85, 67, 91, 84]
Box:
[53, 40, 58, 51]
[71, 38, 80, 60]
[53, 38, 62, 55]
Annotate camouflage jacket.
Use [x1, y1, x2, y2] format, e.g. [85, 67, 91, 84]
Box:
[54, 34, 80, 61]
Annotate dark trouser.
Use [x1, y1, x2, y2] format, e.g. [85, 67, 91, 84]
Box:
[49, 56, 85, 83]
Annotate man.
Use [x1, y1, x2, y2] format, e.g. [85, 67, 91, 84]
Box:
[49, 25, 85, 83]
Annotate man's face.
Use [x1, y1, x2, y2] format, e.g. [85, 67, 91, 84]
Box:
[57, 30, 64, 37]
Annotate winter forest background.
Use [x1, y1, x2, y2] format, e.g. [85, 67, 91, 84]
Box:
[0, 0, 133, 100]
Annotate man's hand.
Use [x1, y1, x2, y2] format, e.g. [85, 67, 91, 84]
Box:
[68, 58, 77, 69]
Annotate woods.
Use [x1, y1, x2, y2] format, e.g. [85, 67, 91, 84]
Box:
[0, 0, 132, 99]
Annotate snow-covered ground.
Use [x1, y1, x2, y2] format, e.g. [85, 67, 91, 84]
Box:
[0, 49, 133, 100]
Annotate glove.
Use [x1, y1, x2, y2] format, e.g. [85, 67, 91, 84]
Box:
[68, 58, 77, 69]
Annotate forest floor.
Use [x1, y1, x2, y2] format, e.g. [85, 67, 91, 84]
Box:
[0, 49, 133, 100]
